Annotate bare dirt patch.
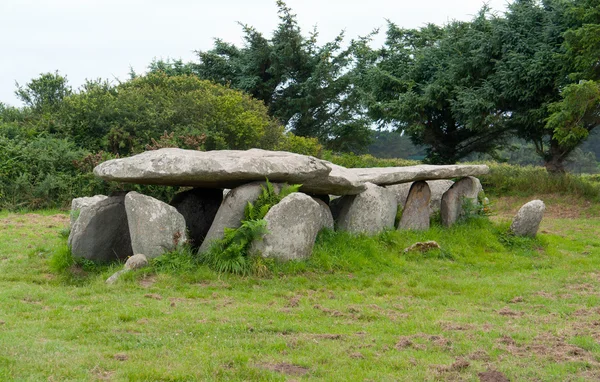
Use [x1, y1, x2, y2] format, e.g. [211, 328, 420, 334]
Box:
[113, 353, 128, 361]
[496, 332, 597, 365]
[478, 369, 510, 382]
[138, 275, 157, 288]
[497, 307, 524, 317]
[259, 362, 309, 376]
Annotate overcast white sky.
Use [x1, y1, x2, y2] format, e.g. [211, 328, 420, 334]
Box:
[0, 0, 510, 106]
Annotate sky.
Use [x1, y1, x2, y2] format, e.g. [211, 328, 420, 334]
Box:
[0, 0, 510, 107]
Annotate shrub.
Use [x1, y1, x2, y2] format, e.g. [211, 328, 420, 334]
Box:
[58, 73, 284, 155]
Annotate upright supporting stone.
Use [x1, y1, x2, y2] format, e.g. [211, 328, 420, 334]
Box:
[510, 200, 545, 237]
[199, 182, 281, 253]
[170, 188, 222, 249]
[334, 183, 396, 235]
[386, 179, 454, 215]
[250, 193, 328, 261]
[398, 181, 431, 231]
[70, 195, 108, 227]
[440, 177, 482, 227]
[312, 198, 334, 230]
[125, 192, 187, 259]
[68, 194, 133, 263]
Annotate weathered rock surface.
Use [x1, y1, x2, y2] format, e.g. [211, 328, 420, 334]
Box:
[510, 200, 545, 237]
[398, 181, 431, 231]
[334, 183, 397, 234]
[106, 269, 127, 285]
[199, 182, 281, 253]
[125, 253, 149, 270]
[387, 179, 454, 214]
[106, 254, 149, 284]
[349, 164, 489, 186]
[70, 195, 108, 227]
[94, 148, 363, 194]
[440, 177, 482, 227]
[312, 198, 334, 230]
[69, 194, 133, 263]
[302, 163, 366, 195]
[170, 188, 222, 248]
[125, 192, 187, 259]
[250, 193, 328, 260]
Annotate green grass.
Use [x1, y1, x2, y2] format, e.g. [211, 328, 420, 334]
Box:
[480, 162, 600, 201]
[1, 207, 600, 380]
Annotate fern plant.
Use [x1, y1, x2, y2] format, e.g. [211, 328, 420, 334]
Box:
[244, 180, 301, 221]
[201, 179, 301, 275]
[201, 220, 269, 275]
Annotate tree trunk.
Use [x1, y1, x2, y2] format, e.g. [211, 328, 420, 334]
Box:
[543, 139, 567, 174]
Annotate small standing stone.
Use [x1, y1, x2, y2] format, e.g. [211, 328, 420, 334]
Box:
[386, 180, 454, 215]
[199, 182, 282, 253]
[250, 193, 328, 261]
[510, 200, 545, 237]
[334, 183, 397, 235]
[440, 177, 482, 227]
[69, 194, 133, 263]
[70, 195, 108, 227]
[125, 192, 187, 259]
[398, 181, 431, 231]
[124, 254, 149, 270]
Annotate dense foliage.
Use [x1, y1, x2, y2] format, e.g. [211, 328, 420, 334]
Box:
[362, 0, 600, 170]
[0, 72, 315, 209]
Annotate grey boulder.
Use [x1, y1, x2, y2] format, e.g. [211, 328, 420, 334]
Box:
[387, 179, 454, 214]
[398, 181, 431, 231]
[250, 193, 328, 261]
[349, 164, 489, 186]
[124, 192, 187, 259]
[510, 200, 545, 237]
[334, 183, 397, 234]
[68, 194, 133, 263]
[199, 182, 281, 253]
[440, 177, 482, 227]
[125, 253, 149, 270]
[106, 254, 149, 285]
[70, 195, 108, 227]
[170, 188, 222, 248]
[312, 198, 334, 230]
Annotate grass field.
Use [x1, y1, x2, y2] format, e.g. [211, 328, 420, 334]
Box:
[1, 195, 600, 381]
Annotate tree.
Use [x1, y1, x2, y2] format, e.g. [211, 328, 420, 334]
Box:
[362, 11, 509, 164]
[15, 71, 71, 114]
[489, 0, 600, 173]
[151, 1, 373, 153]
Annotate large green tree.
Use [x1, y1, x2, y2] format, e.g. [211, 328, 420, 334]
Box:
[362, 11, 509, 164]
[150, 1, 372, 152]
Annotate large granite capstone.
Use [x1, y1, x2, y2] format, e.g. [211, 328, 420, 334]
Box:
[93, 148, 365, 195]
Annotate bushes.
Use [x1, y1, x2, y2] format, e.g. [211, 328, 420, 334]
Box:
[58, 73, 284, 155]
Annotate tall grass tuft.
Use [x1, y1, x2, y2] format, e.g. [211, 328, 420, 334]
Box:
[480, 162, 600, 200]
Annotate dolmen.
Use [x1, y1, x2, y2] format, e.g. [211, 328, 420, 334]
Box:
[69, 148, 489, 263]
